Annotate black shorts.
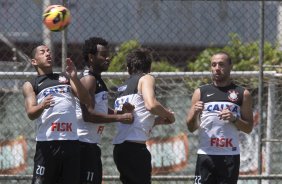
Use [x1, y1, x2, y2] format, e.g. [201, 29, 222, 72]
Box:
[194, 154, 240, 184]
[31, 140, 80, 184]
[79, 142, 102, 184]
[113, 141, 152, 184]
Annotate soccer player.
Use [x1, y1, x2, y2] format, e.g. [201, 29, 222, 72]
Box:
[22, 45, 91, 184]
[186, 52, 254, 184]
[76, 37, 134, 184]
[113, 48, 175, 184]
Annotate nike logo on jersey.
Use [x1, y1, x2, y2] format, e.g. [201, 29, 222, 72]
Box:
[38, 82, 44, 86]
[207, 93, 214, 97]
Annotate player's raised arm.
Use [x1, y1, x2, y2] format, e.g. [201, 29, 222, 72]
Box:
[65, 58, 91, 105]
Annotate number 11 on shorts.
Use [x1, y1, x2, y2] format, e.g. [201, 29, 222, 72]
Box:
[87, 171, 94, 181]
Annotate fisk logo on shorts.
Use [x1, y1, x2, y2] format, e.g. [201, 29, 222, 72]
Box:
[51, 122, 72, 132]
[210, 137, 234, 147]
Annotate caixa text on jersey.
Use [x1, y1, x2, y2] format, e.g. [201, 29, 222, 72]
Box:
[43, 86, 71, 97]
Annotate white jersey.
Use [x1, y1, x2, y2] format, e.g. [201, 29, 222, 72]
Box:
[112, 74, 155, 144]
[197, 83, 245, 155]
[30, 73, 78, 141]
[76, 70, 108, 144]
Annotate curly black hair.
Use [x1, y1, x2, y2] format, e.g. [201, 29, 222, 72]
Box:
[83, 37, 108, 67]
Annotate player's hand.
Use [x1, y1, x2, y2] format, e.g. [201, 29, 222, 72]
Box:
[122, 102, 135, 113]
[218, 108, 236, 122]
[65, 58, 77, 79]
[154, 116, 165, 125]
[155, 116, 174, 126]
[193, 101, 204, 114]
[40, 95, 54, 109]
[120, 113, 134, 124]
[166, 109, 175, 124]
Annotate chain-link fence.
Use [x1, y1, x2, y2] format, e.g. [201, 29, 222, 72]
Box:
[0, 71, 281, 184]
[1, 0, 282, 183]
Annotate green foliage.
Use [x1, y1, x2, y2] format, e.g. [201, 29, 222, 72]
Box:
[108, 40, 140, 72]
[187, 33, 282, 72]
[151, 60, 179, 72]
[109, 40, 180, 72]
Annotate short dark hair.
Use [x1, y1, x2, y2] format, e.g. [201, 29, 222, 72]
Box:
[126, 48, 152, 75]
[31, 46, 40, 59]
[83, 37, 108, 67]
[212, 51, 232, 64]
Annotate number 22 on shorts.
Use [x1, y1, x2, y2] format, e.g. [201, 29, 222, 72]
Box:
[194, 175, 201, 184]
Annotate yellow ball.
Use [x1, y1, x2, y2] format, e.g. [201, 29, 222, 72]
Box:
[43, 5, 71, 32]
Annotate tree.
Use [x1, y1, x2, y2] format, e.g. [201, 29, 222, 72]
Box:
[108, 40, 140, 72]
[109, 40, 180, 72]
[187, 33, 282, 72]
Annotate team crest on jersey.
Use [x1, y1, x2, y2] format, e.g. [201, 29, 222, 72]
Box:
[58, 76, 69, 83]
[228, 90, 239, 102]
